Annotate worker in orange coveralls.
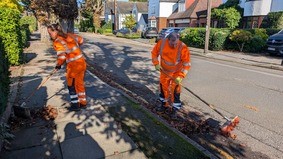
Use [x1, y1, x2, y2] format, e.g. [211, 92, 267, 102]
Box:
[47, 23, 87, 111]
[151, 31, 191, 118]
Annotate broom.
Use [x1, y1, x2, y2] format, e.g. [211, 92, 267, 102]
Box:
[14, 69, 57, 118]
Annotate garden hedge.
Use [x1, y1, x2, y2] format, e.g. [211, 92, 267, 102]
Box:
[0, 38, 10, 115]
[180, 27, 278, 53]
[0, 7, 23, 65]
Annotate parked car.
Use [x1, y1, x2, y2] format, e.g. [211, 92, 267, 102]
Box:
[156, 27, 171, 42]
[156, 27, 185, 42]
[113, 27, 130, 35]
[141, 27, 158, 39]
[266, 29, 283, 56]
[163, 27, 185, 38]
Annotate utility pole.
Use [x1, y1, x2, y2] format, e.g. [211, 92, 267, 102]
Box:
[204, 0, 212, 54]
[114, 0, 117, 30]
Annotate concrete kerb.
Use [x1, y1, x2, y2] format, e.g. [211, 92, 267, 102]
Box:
[86, 69, 218, 159]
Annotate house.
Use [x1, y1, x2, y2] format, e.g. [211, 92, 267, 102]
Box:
[168, 0, 222, 27]
[132, 2, 148, 31]
[104, 1, 148, 30]
[241, 0, 283, 28]
[148, 0, 179, 31]
[148, 0, 222, 31]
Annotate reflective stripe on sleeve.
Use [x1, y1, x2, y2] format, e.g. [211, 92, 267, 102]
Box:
[66, 54, 83, 63]
[58, 56, 66, 60]
[57, 51, 65, 55]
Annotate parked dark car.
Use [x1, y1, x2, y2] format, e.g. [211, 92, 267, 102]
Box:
[113, 27, 130, 35]
[266, 29, 283, 56]
[141, 27, 158, 39]
[156, 27, 185, 42]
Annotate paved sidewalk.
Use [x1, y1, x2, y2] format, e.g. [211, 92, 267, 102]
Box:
[0, 35, 147, 159]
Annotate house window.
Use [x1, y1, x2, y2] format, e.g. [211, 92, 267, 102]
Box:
[150, 20, 156, 27]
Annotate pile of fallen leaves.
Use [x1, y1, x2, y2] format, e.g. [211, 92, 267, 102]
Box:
[41, 105, 58, 120]
[88, 64, 214, 136]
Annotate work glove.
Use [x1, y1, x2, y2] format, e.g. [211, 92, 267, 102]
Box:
[175, 77, 183, 85]
[55, 65, 61, 70]
[155, 64, 161, 71]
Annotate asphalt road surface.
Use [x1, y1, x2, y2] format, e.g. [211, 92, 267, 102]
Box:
[81, 33, 283, 158]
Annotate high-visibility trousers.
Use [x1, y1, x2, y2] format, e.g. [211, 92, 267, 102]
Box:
[159, 71, 182, 109]
[66, 59, 87, 106]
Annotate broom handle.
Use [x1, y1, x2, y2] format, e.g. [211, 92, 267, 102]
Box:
[160, 69, 228, 120]
[25, 69, 57, 101]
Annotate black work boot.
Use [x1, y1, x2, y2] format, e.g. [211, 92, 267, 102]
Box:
[170, 108, 178, 120]
[80, 103, 87, 109]
[68, 103, 80, 111]
[155, 102, 168, 113]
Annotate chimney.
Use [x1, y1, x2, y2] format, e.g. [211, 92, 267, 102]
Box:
[185, 0, 195, 9]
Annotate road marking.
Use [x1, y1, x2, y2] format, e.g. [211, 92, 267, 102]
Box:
[198, 59, 283, 78]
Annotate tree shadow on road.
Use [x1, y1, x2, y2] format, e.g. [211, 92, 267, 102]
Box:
[78, 37, 272, 158]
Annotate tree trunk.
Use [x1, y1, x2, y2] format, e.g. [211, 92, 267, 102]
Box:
[93, 13, 101, 33]
[59, 19, 75, 33]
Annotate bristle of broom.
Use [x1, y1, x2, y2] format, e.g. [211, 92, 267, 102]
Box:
[220, 116, 240, 136]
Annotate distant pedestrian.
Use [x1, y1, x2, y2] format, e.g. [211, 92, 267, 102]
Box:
[151, 31, 191, 118]
[47, 23, 87, 111]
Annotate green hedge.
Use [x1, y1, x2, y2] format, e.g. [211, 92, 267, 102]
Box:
[180, 27, 275, 53]
[116, 32, 141, 39]
[98, 21, 113, 34]
[20, 16, 37, 32]
[20, 24, 30, 48]
[0, 38, 10, 115]
[180, 28, 231, 51]
[265, 28, 281, 36]
[0, 7, 23, 65]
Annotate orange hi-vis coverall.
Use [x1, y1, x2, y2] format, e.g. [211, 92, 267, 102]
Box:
[151, 38, 191, 110]
[53, 33, 87, 107]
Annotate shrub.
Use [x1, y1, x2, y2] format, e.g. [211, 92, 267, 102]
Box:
[180, 28, 231, 51]
[244, 35, 266, 53]
[97, 21, 113, 34]
[20, 24, 30, 48]
[230, 29, 252, 52]
[20, 16, 37, 32]
[0, 7, 23, 65]
[263, 11, 283, 29]
[79, 19, 94, 32]
[116, 32, 140, 39]
[0, 38, 10, 115]
[254, 28, 268, 40]
[180, 28, 206, 48]
[211, 29, 230, 51]
[265, 28, 281, 36]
